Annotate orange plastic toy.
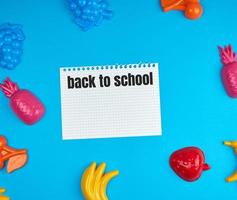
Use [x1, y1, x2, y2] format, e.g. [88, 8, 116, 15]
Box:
[0, 136, 28, 173]
[161, 0, 203, 20]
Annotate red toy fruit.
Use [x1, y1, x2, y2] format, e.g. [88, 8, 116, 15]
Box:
[184, 3, 203, 20]
[0, 77, 45, 125]
[218, 45, 237, 98]
[170, 147, 210, 181]
[161, 0, 203, 20]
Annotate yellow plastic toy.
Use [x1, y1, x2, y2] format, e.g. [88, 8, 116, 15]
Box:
[224, 141, 237, 182]
[81, 162, 119, 200]
[0, 188, 9, 200]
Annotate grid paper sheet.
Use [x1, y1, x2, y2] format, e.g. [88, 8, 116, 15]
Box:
[60, 63, 162, 139]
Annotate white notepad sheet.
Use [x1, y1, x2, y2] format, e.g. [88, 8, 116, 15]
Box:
[60, 63, 162, 139]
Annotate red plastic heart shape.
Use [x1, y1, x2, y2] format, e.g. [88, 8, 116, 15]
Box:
[169, 147, 210, 182]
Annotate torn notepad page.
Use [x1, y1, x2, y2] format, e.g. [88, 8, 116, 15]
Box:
[60, 63, 162, 140]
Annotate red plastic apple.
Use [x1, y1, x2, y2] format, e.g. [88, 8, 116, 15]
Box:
[169, 147, 210, 182]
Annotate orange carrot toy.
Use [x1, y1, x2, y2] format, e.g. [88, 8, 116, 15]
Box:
[161, 0, 203, 20]
[0, 136, 28, 173]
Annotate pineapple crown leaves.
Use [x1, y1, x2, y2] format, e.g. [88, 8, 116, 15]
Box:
[0, 77, 19, 98]
[218, 45, 237, 65]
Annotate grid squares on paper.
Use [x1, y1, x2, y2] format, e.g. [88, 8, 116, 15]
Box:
[60, 63, 162, 140]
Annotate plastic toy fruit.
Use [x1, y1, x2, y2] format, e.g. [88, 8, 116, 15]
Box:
[67, 0, 113, 31]
[218, 45, 237, 98]
[161, 0, 203, 20]
[0, 77, 45, 125]
[0, 23, 25, 70]
[224, 141, 237, 155]
[0, 188, 9, 200]
[0, 135, 28, 173]
[81, 162, 119, 200]
[170, 147, 210, 181]
[224, 141, 237, 182]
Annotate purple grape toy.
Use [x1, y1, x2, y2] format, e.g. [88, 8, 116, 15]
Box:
[0, 23, 25, 70]
[67, 0, 113, 31]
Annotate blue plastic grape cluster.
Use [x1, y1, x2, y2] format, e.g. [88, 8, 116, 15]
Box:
[0, 23, 25, 70]
[67, 0, 113, 31]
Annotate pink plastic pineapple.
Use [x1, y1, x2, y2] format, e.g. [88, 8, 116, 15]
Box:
[0, 77, 45, 125]
[219, 45, 237, 98]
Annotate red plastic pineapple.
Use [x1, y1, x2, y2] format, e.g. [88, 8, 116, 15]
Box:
[219, 45, 237, 98]
[0, 77, 45, 125]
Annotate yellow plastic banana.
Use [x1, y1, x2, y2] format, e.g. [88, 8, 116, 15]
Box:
[81, 162, 119, 200]
[0, 188, 9, 200]
[226, 170, 237, 183]
[93, 163, 106, 200]
[224, 141, 237, 154]
[99, 170, 119, 200]
[224, 141, 237, 183]
[81, 162, 97, 200]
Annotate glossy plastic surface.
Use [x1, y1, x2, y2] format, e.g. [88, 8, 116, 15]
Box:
[224, 141, 237, 182]
[219, 45, 237, 98]
[161, 0, 203, 20]
[0, 188, 9, 200]
[0, 23, 25, 70]
[0, 136, 28, 174]
[170, 147, 210, 182]
[0, 78, 45, 125]
[67, 0, 113, 31]
[81, 162, 119, 200]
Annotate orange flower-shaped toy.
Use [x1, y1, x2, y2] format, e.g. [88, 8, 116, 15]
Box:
[0, 136, 28, 173]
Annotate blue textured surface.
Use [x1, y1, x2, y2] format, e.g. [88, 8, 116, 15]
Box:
[0, 23, 25, 70]
[0, 0, 237, 199]
[67, 0, 113, 31]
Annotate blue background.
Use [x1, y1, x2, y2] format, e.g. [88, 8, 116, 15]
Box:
[1, 0, 237, 199]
